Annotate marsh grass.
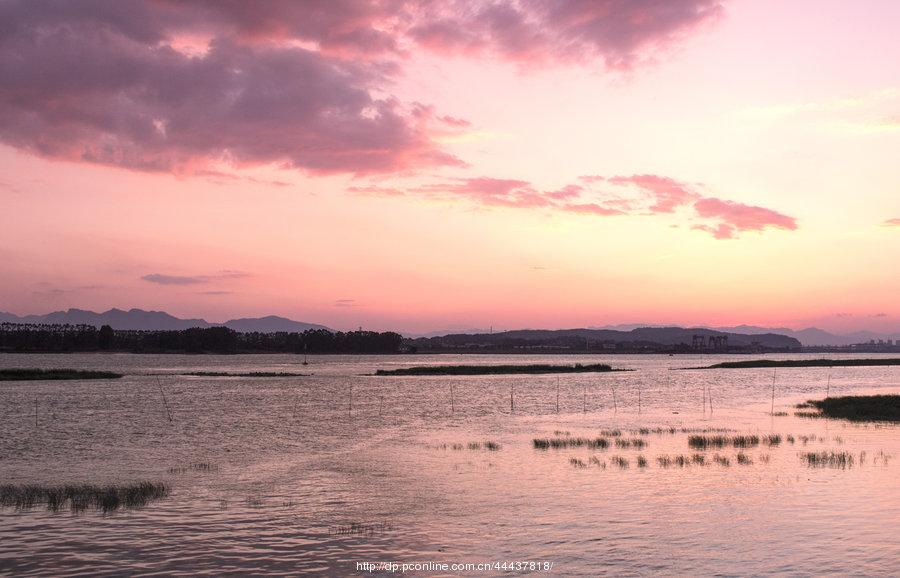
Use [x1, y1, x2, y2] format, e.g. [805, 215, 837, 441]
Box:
[803, 395, 900, 422]
[713, 454, 730, 466]
[375, 363, 624, 376]
[533, 437, 609, 450]
[569, 458, 587, 468]
[245, 495, 264, 508]
[589, 456, 606, 468]
[736, 452, 752, 465]
[331, 521, 393, 536]
[688, 435, 761, 450]
[694, 358, 900, 369]
[182, 372, 308, 377]
[0, 482, 169, 513]
[611, 456, 629, 469]
[636, 455, 648, 468]
[614, 438, 647, 449]
[0, 368, 122, 381]
[168, 462, 217, 474]
[600, 429, 622, 437]
[800, 451, 854, 469]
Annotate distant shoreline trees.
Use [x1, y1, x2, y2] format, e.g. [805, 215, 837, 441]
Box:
[0, 323, 403, 354]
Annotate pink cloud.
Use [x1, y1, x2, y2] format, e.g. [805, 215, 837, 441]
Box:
[693, 197, 797, 233]
[608, 174, 700, 213]
[410, 178, 552, 208]
[354, 172, 797, 239]
[882, 218, 900, 227]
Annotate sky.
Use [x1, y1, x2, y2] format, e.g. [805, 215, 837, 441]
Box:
[1, 0, 898, 334]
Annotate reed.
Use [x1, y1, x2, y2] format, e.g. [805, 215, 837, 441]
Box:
[0, 482, 170, 513]
[611, 456, 629, 469]
[804, 395, 900, 422]
[375, 364, 623, 376]
[614, 438, 647, 449]
[800, 451, 854, 469]
[636, 455, 648, 468]
[688, 435, 761, 449]
[736, 452, 752, 465]
[0, 368, 123, 381]
[533, 437, 609, 450]
[181, 372, 307, 377]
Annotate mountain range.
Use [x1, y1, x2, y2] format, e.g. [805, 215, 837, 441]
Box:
[1, 308, 896, 345]
[415, 327, 801, 349]
[591, 323, 899, 347]
[0, 308, 331, 333]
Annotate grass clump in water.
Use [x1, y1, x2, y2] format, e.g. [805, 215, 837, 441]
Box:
[0, 482, 169, 513]
[569, 458, 588, 468]
[713, 454, 730, 466]
[688, 435, 760, 450]
[533, 437, 609, 450]
[0, 368, 122, 381]
[636, 456, 648, 468]
[614, 438, 647, 449]
[736, 452, 753, 465]
[611, 456, 629, 469]
[800, 451, 854, 469]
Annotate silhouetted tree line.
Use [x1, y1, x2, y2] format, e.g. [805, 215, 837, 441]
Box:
[0, 323, 403, 354]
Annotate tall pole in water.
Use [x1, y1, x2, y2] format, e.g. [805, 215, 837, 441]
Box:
[771, 368, 776, 415]
[348, 384, 352, 418]
[156, 376, 173, 422]
[556, 377, 560, 414]
[450, 384, 454, 415]
[638, 384, 642, 415]
[510, 383, 514, 413]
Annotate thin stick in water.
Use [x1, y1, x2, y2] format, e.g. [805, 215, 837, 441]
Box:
[611, 383, 617, 414]
[450, 384, 454, 415]
[771, 368, 776, 415]
[510, 383, 514, 413]
[156, 376, 173, 422]
[348, 384, 352, 418]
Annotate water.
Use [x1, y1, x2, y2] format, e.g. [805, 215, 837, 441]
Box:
[0, 353, 898, 576]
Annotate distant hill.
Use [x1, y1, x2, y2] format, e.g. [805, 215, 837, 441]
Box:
[224, 315, 330, 333]
[711, 325, 900, 347]
[0, 308, 332, 333]
[591, 323, 899, 347]
[412, 326, 802, 351]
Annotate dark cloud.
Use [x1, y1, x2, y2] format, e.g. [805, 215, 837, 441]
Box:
[141, 274, 207, 285]
[0, 1, 725, 177]
[141, 271, 250, 285]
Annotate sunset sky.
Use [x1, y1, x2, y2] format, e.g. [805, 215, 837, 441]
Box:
[1, 0, 898, 333]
